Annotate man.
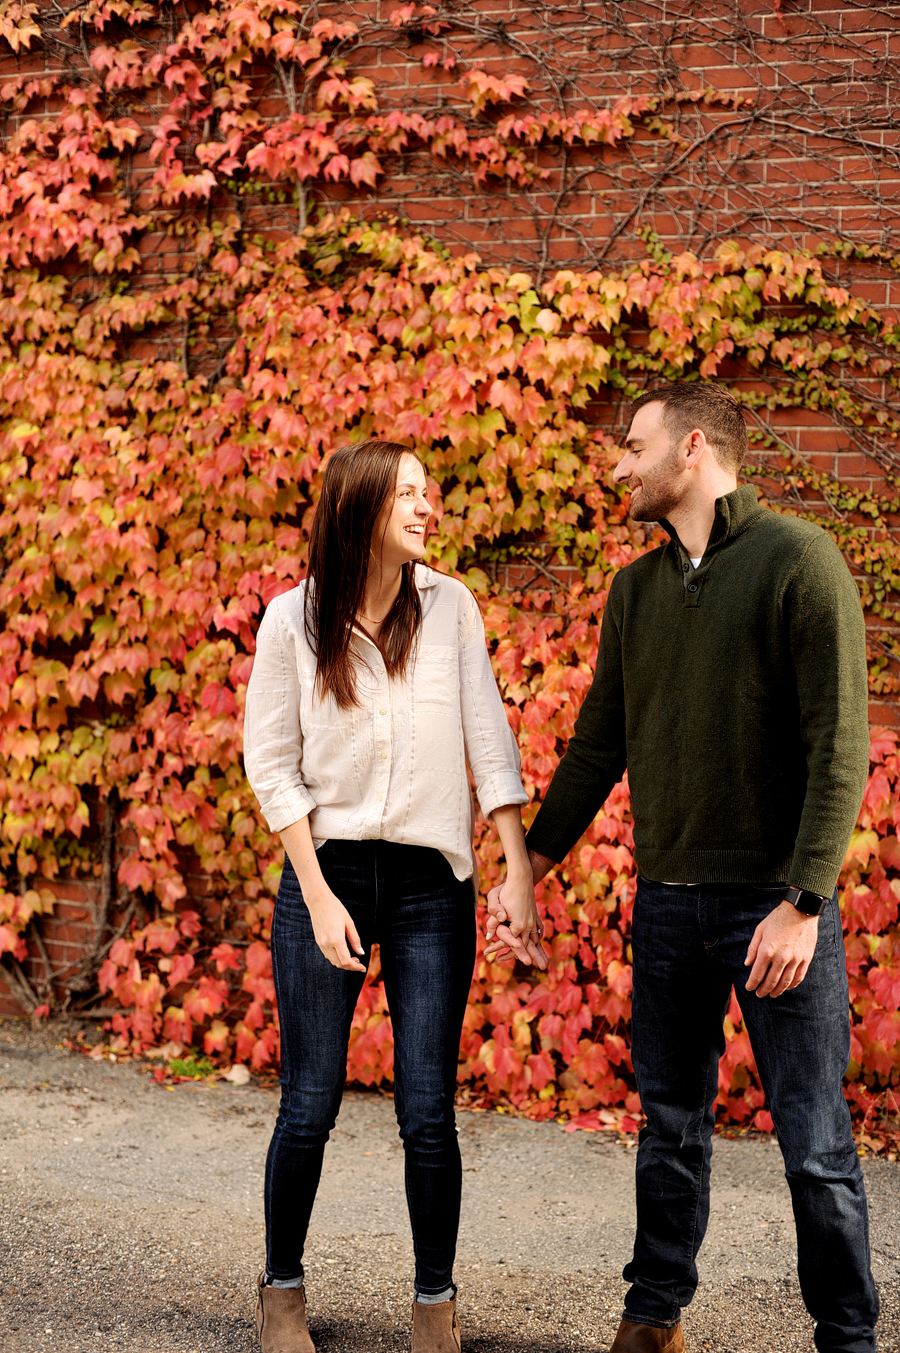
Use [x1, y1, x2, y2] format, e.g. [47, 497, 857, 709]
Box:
[488, 383, 879, 1352]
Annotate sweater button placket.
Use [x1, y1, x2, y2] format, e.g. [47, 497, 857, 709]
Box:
[683, 573, 701, 606]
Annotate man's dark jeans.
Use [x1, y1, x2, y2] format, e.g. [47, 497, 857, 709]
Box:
[626, 879, 879, 1352]
[265, 839, 474, 1297]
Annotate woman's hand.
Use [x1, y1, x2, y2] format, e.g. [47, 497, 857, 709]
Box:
[305, 888, 367, 973]
[483, 872, 547, 969]
[279, 820, 367, 973]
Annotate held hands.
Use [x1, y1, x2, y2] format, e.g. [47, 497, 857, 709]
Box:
[744, 900, 819, 998]
[306, 889, 367, 973]
[483, 872, 548, 970]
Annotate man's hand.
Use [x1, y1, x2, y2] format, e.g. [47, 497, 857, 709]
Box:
[485, 852, 554, 962]
[744, 901, 820, 998]
[483, 875, 548, 969]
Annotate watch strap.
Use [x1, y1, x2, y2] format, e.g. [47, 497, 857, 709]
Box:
[784, 885, 830, 916]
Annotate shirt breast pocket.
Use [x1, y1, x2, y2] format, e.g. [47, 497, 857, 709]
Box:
[412, 647, 458, 706]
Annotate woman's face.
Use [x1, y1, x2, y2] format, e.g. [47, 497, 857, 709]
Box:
[373, 453, 433, 571]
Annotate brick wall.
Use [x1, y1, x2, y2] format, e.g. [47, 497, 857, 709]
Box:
[301, 1, 900, 273]
[2, 0, 899, 1015]
[5, 2, 900, 276]
[0, 881, 103, 1018]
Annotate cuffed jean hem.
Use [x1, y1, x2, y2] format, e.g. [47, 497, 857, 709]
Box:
[416, 1283, 457, 1304]
[622, 1310, 680, 1331]
[267, 1272, 305, 1289]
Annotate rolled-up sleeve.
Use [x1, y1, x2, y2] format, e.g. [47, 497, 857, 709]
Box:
[457, 593, 528, 818]
[243, 600, 316, 832]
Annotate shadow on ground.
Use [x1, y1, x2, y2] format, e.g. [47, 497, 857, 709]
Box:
[1, 1019, 897, 1353]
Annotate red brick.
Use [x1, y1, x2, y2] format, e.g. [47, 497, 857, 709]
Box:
[834, 454, 886, 478]
[46, 880, 95, 904]
[0, 988, 27, 1017]
[42, 923, 92, 944]
[868, 702, 900, 728]
[52, 900, 94, 921]
[768, 408, 838, 430]
[840, 6, 900, 33]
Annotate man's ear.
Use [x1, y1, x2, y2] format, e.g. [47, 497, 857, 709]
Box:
[684, 428, 707, 467]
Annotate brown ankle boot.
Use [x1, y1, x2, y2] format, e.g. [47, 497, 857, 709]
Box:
[411, 1295, 461, 1352]
[609, 1318, 685, 1352]
[256, 1273, 316, 1353]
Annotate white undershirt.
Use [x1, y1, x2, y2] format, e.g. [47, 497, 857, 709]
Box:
[689, 556, 702, 568]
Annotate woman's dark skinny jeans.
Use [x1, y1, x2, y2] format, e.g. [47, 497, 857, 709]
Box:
[626, 879, 879, 1353]
[265, 840, 475, 1297]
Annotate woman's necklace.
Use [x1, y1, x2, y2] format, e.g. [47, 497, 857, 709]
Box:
[359, 575, 401, 626]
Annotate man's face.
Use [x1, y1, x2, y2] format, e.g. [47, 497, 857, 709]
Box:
[614, 402, 686, 523]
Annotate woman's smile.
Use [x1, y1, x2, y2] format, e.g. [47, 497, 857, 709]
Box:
[379, 453, 432, 566]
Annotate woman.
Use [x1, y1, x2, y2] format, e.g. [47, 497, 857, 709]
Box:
[243, 439, 546, 1353]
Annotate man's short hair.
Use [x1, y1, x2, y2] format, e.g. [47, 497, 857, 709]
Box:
[629, 382, 748, 473]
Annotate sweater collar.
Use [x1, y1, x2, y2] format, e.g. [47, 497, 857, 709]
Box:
[706, 483, 765, 548]
[661, 483, 763, 555]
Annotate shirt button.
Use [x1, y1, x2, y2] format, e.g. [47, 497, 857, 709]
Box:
[379, 707, 387, 715]
[378, 668, 385, 676]
[376, 793, 383, 802]
[682, 563, 689, 573]
[380, 751, 388, 760]
[688, 583, 698, 593]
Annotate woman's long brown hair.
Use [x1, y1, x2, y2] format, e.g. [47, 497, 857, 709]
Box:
[304, 439, 424, 709]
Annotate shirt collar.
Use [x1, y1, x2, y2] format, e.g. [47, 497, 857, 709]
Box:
[351, 563, 438, 653]
[414, 562, 440, 589]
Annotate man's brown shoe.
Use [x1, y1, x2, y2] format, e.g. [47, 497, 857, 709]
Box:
[256, 1273, 316, 1353]
[609, 1317, 685, 1352]
[411, 1295, 461, 1352]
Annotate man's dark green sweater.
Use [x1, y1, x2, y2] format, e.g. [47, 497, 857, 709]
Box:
[525, 484, 869, 897]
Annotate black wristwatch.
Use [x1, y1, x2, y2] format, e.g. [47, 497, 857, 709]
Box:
[784, 885, 830, 916]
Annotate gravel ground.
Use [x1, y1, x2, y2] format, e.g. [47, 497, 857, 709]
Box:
[0, 1018, 897, 1353]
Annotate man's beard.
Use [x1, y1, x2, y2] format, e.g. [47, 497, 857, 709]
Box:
[626, 446, 684, 523]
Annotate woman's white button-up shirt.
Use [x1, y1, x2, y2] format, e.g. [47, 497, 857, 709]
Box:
[243, 564, 528, 881]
